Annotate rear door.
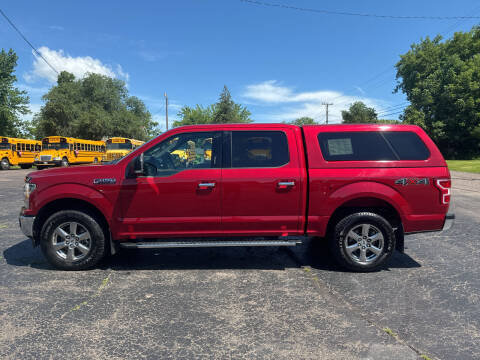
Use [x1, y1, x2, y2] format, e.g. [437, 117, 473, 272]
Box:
[221, 127, 304, 236]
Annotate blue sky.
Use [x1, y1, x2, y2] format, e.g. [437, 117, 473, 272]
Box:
[2, 0, 480, 130]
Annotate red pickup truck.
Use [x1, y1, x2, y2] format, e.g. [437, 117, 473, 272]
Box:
[19, 124, 453, 271]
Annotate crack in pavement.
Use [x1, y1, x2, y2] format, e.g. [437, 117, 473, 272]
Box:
[301, 266, 435, 360]
[61, 272, 112, 318]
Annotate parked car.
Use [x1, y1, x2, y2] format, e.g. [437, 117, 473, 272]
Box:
[19, 124, 454, 271]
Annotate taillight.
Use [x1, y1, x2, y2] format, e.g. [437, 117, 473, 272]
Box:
[435, 179, 451, 204]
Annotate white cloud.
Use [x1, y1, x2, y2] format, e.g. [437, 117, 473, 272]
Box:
[24, 46, 129, 84]
[243, 80, 392, 123]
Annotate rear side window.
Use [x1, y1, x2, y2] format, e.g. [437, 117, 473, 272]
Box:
[317, 131, 430, 161]
[231, 131, 289, 168]
[383, 132, 430, 160]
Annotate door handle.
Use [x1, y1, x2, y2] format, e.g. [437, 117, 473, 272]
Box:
[277, 181, 295, 188]
[198, 182, 216, 188]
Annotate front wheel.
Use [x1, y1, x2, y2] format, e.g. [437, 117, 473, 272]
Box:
[1, 158, 10, 170]
[329, 212, 396, 272]
[61, 157, 69, 167]
[40, 210, 106, 270]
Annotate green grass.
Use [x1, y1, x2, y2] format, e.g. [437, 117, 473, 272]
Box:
[446, 160, 480, 174]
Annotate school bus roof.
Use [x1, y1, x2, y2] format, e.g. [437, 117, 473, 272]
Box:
[42, 136, 105, 145]
[106, 137, 144, 145]
[1, 137, 42, 144]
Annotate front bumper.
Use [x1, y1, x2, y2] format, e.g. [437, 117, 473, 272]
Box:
[34, 160, 61, 167]
[19, 213, 35, 238]
[442, 213, 455, 231]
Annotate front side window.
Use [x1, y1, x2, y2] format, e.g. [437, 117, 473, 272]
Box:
[230, 131, 289, 168]
[141, 131, 219, 177]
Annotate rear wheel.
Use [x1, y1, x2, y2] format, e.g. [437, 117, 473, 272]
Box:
[61, 157, 69, 167]
[329, 212, 395, 272]
[1, 158, 10, 170]
[40, 210, 106, 270]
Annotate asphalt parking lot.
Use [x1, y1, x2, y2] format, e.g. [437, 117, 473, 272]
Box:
[0, 169, 479, 360]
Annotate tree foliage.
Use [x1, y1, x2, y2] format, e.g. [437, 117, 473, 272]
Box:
[0, 49, 30, 137]
[395, 27, 480, 158]
[284, 117, 317, 125]
[341, 102, 378, 123]
[174, 86, 251, 127]
[33, 71, 157, 141]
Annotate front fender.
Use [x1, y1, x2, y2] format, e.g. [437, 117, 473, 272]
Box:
[31, 183, 113, 225]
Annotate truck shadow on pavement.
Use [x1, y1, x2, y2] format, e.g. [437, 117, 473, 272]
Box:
[4, 237, 421, 272]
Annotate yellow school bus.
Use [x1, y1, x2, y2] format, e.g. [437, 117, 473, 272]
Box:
[0, 137, 42, 170]
[103, 137, 144, 162]
[35, 136, 105, 169]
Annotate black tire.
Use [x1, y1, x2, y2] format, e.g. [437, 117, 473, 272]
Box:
[20, 164, 32, 169]
[36, 165, 46, 170]
[40, 210, 106, 270]
[61, 157, 69, 167]
[1, 158, 10, 170]
[329, 212, 396, 272]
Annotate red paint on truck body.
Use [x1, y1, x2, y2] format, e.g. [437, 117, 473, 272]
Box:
[23, 123, 451, 242]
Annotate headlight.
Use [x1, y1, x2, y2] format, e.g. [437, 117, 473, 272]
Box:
[24, 182, 36, 208]
[54, 157, 61, 160]
[35, 157, 39, 161]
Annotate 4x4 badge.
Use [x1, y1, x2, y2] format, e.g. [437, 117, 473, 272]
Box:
[395, 178, 429, 186]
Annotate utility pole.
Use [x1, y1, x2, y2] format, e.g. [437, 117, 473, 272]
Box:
[322, 102, 333, 124]
[164, 92, 169, 131]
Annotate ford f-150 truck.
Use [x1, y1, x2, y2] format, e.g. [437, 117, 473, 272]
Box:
[19, 124, 454, 271]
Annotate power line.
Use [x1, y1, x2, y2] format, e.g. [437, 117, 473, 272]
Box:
[241, 0, 480, 20]
[0, 7, 59, 75]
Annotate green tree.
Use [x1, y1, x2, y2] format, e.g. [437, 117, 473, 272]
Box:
[173, 105, 215, 127]
[0, 49, 30, 137]
[395, 27, 480, 158]
[33, 71, 157, 140]
[174, 86, 251, 127]
[212, 86, 251, 124]
[284, 117, 317, 125]
[341, 101, 378, 123]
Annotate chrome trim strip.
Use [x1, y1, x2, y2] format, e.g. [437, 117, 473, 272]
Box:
[119, 239, 302, 249]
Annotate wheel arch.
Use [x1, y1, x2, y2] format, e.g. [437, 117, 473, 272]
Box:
[32, 198, 112, 252]
[325, 196, 405, 253]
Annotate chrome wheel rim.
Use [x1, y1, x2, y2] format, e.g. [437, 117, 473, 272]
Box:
[344, 223, 384, 265]
[51, 222, 91, 261]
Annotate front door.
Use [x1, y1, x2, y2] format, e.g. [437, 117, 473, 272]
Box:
[118, 131, 222, 238]
[221, 129, 303, 236]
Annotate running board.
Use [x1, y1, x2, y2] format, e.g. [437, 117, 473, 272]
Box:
[119, 239, 302, 249]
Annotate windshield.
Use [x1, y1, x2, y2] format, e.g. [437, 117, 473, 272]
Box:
[0, 143, 11, 150]
[43, 143, 69, 150]
[107, 142, 132, 150]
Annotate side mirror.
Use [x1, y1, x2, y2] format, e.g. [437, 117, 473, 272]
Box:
[134, 153, 144, 176]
